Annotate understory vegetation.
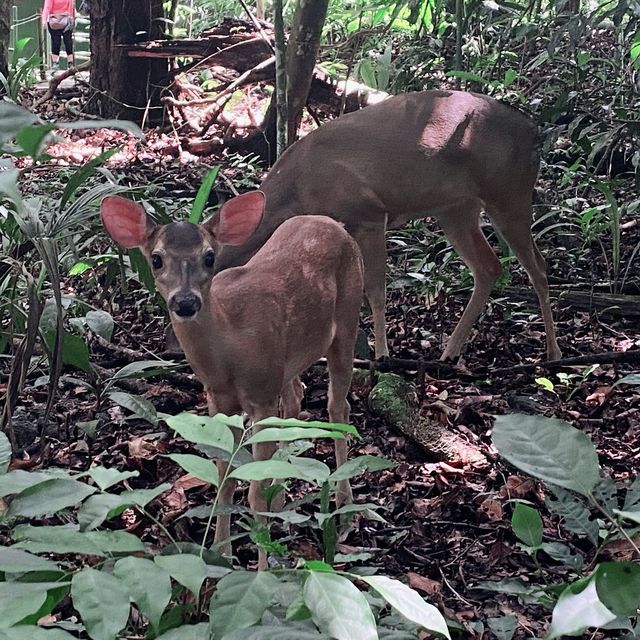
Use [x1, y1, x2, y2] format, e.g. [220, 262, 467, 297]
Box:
[1, 0, 639, 638]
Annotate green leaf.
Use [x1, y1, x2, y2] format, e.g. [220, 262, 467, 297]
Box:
[511, 503, 543, 547]
[61, 330, 92, 373]
[492, 414, 600, 496]
[362, 575, 450, 638]
[304, 572, 377, 640]
[535, 376, 555, 392]
[246, 427, 346, 445]
[546, 486, 598, 545]
[156, 624, 210, 639]
[595, 562, 640, 617]
[288, 457, 332, 484]
[166, 454, 219, 486]
[0, 582, 50, 628]
[165, 413, 235, 451]
[11, 524, 106, 556]
[114, 557, 172, 631]
[0, 627, 78, 639]
[78, 484, 170, 530]
[8, 478, 96, 518]
[622, 475, 640, 510]
[57, 119, 144, 138]
[614, 373, 640, 387]
[59, 148, 118, 211]
[0, 432, 10, 475]
[154, 553, 208, 599]
[189, 165, 219, 223]
[15, 124, 56, 157]
[0, 546, 62, 573]
[540, 542, 583, 572]
[107, 391, 158, 425]
[71, 569, 131, 640]
[220, 628, 324, 640]
[254, 417, 358, 436]
[230, 460, 326, 483]
[88, 467, 139, 491]
[0, 469, 58, 498]
[85, 310, 114, 341]
[487, 615, 517, 640]
[328, 455, 395, 482]
[547, 576, 616, 639]
[209, 571, 279, 638]
[0, 102, 41, 144]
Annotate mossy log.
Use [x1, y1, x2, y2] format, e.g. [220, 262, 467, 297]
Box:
[368, 373, 487, 466]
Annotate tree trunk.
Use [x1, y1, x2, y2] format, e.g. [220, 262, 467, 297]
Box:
[228, 0, 329, 163]
[0, 0, 9, 82]
[88, 0, 166, 121]
[284, 0, 329, 143]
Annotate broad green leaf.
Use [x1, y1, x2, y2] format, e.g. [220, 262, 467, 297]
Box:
[85, 530, 146, 554]
[88, 467, 139, 491]
[0, 582, 50, 627]
[165, 413, 235, 451]
[0, 102, 41, 143]
[230, 460, 324, 483]
[541, 542, 583, 572]
[189, 165, 219, 223]
[15, 123, 55, 157]
[288, 457, 332, 484]
[488, 615, 517, 640]
[255, 417, 358, 436]
[156, 624, 210, 639]
[57, 119, 144, 138]
[0, 546, 61, 573]
[612, 373, 640, 387]
[8, 478, 96, 518]
[78, 484, 170, 530]
[0, 628, 77, 639]
[12, 524, 105, 556]
[154, 554, 207, 598]
[328, 455, 395, 482]
[0, 469, 61, 498]
[362, 575, 450, 638]
[622, 475, 640, 510]
[110, 360, 176, 381]
[166, 454, 219, 486]
[221, 628, 325, 639]
[595, 562, 640, 617]
[511, 503, 543, 547]
[114, 557, 171, 631]
[108, 391, 158, 425]
[0, 432, 10, 475]
[615, 509, 640, 525]
[316, 503, 386, 525]
[547, 577, 616, 639]
[546, 486, 598, 545]
[85, 310, 114, 341]
[246, 427, 346, 445]
[59, 148, 118, 211]
[60, 330, 92, 373]
[303, 571, 377, 640]
[209, 571, 279, 638]
[492, 414, 600, 495]
[71, 569, 130, 640]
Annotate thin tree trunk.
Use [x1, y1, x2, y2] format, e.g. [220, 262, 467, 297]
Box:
[273, 0, 287, 157]
[0, 0, 10, 83]
[285, 0, 329, 143]
[454, 0, 463, 89]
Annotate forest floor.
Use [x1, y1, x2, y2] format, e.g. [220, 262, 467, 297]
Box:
[5, 28, 640, 639]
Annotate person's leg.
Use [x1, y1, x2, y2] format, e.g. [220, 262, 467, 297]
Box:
[48, 26, 62, 67]
[62, 30, 74, 66]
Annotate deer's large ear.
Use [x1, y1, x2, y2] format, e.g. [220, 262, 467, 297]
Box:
[100, 196, 155, 249]
[206, 191, 265, 246]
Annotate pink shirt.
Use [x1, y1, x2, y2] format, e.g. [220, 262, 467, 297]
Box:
[42, 0, 75, 25]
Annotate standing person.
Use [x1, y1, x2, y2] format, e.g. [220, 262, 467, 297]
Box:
[41, 0, 74, 70]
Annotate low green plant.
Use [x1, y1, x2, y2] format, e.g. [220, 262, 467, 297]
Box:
[0, 413, 451, 639]
[486, 412, 640, 639]
[0, 38, 41, 101]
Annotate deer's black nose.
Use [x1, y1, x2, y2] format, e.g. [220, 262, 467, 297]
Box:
[170, 293, 202, 317]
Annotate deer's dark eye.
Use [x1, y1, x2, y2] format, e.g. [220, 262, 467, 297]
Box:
[203, 250, 215, 269]
[151, 254, 163, 270]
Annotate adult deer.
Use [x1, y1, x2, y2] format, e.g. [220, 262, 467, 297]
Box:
[100, 193, 363, 566]
[214, 90, 562, 361]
